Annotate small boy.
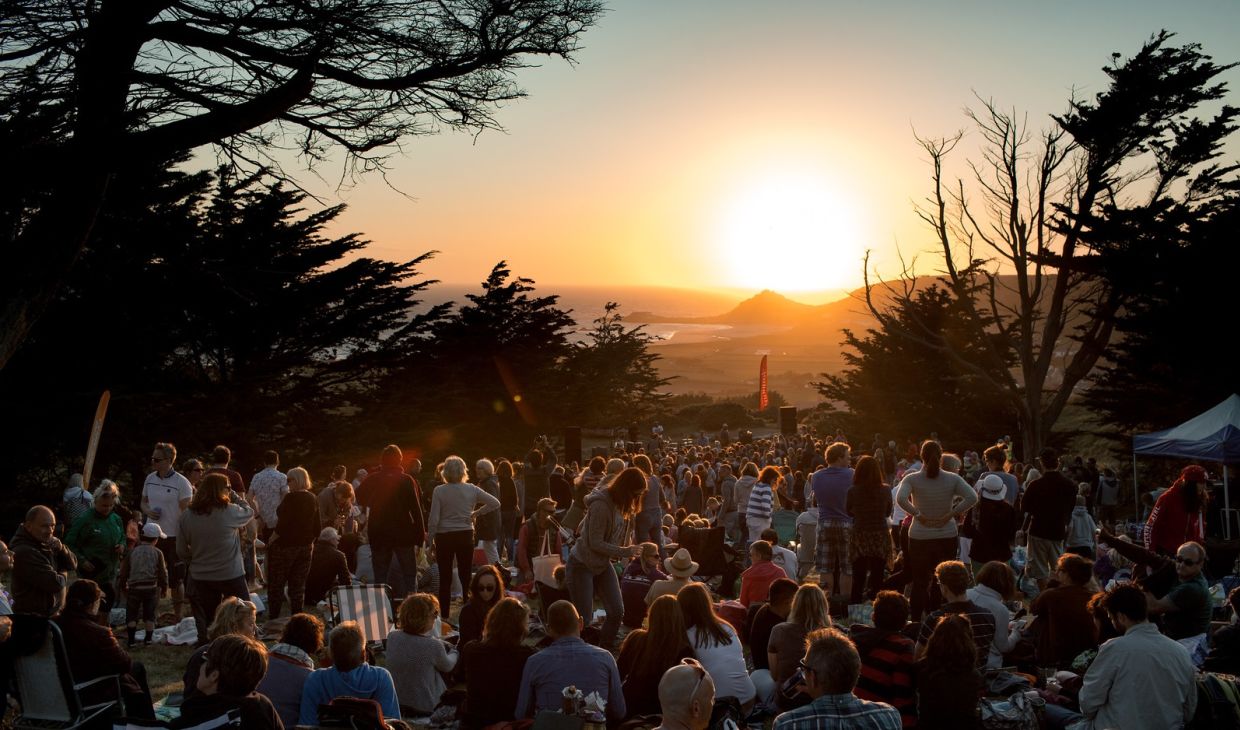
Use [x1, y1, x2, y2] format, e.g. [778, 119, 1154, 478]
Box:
[120, 521, 169, 646]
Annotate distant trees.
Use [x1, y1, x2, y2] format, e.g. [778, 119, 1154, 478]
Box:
[0, 0, 603, 372]
[859, 32, 1238, 459]
[560, 303, 672, 427]
[813, 285, 1015, 449]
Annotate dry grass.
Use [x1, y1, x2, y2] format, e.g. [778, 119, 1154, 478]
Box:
[129, 641, 197, 702]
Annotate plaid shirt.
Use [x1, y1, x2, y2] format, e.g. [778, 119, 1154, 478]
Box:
[772, 693, 902, 730]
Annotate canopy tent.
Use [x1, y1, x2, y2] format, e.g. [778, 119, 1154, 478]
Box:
[1133, 394, 1240, 539]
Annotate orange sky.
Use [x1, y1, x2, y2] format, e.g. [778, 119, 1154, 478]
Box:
[296, 1, 1240, 305]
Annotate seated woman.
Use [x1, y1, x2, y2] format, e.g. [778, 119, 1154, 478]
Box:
[621, 542, 668, 629]
[763, 583, 831, 712]
[851, 591, 916, 728]
[966, 561, 1022, 669]
[54, 579, 154, 719]
[914, 614, 983, 728]
[458, 565, 505, 647]
[255, 612, 324, 729]
[301, 621, 400, 725]
[1031, 553, 1100, 668]
[182, 596, 259, 702]
[462, 597, 536, 729]
[386, 593, 459, 717]
[677, 583, 756, 714]
[617, 594, 693, 717]
[173, 634, 281, 729]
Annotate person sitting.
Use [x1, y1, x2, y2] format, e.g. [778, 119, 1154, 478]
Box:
[760, 528, 799, 581]
[647, 548, 697, 605]
[11, 505, 76, 617]
[54, 579, 155, 719]
[916, 614, 983, 727]
[462, 597, 535, 729]
[617, 594, 693, 717]
[173, 634, 281, 728]
[738, 539, 785, 607]
[914, 560, 995, 668]
[654, 659, 716, 730]
[1147, 540, 1212, 647]
[182, 596, 259, 702]
[517, 498, 564, 585]
[1030, 553, 1099, 668]
[304, 527, 352, 606]
[763, 583, 832, 712]
[851, 591, 915, 728]
[677, 583, 755, 714]
[621, 542, 668, 629]
[300, 621, 400, 725]
[772, 627, 902, 730]
[1204, 586, 1240, 674]
[255, 612, 324, 729]
[387, 593, 459, 717]
[747, 578, 797, 674]
[1042, 584, 1197, 730]
[458, 565, 504, 647]
[966, 561, 1022, 669]
[516, 600, 625, 723]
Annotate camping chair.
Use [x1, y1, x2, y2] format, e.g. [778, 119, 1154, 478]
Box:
[771, 509, 798, 545]
[679, 525, 741, 597]
[13, 620, 121, 729]
[327, 583, 395, 646]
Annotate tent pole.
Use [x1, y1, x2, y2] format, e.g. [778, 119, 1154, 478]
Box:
[1133, 452, 1139, 525]
[1226, 467, 1233, 541]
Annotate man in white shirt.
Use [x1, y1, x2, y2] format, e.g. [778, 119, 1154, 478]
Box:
[760, 528, 798, 581]
[142, 441, 193, 620]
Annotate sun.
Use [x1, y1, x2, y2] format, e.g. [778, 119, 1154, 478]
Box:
[713, 170, 865, 292]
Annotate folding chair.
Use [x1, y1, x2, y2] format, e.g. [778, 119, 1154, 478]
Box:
[13, 620, 121, 729]
[328, 583, 395, 646]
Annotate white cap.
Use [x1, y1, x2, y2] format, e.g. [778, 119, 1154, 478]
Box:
[142, 522, 166, 540]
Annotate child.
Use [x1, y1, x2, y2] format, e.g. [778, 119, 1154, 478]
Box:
[1065, 494, 1098, 560]
[119, 522, 169, 646]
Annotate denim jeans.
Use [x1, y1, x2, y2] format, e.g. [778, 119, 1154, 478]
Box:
[372, 543, 420, 605]
[565, 556, 624, 649]
[634, 509, 665, 556]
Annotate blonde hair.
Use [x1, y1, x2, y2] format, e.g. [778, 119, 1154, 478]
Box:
[788, 584, 832, 632]
[287, 466, 312, 491]
[442, 456, 468, 483]
[93, 481, 120, 506]
[398, 593, 439, 634]
[208, 596, 257, 640]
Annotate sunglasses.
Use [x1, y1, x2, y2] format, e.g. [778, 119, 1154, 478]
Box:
[477, 584, 497, 593]
[1174, 556, 1199, 566]
[150, 456, 168, 463]
[680, 658, 707, 699]
[797, 658, 814, 676]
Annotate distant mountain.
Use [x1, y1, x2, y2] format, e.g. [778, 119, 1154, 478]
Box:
[629, 289, 820, 325]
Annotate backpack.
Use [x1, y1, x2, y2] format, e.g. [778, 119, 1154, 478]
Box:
[978, 690, 1043, 730]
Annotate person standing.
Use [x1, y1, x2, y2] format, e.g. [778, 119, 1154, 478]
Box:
[11, 505, 76, 616]
[266, 467, 321, 619]
[979, 444, 1021, 509]
[1145, 465, 1209, 557]
[248, 450, 288, 545]
[177, 473, 255, 644]
[474, 459, 503, 567]
[521, 436, 558, 518]
[811, 442, 856, 598]
[426, 456, 500, 617]
[1019, 447, 1078, 591]
[567, 467, 645, 649]
[894, 441, 979, 621]
[845, 455, 893, 604]
[66, 482, 126, 617]
[497, 459, 521, 564]
[143, 441, 194, 621]
[357, 444, 426, 602]
[633, 454, 665, 556]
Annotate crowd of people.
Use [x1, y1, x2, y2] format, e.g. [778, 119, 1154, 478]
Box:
[1, 428, 1235, 729]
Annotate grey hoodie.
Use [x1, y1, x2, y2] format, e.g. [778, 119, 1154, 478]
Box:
[570, 489, 632, 573]
[733, 475, 758, 518]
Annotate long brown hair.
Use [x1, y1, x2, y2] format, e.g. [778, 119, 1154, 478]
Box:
[469, 565, 505, 609]
[482, 597, 528, 650]
[607, 467, 647, 518]
[853, 455, 884, 490]
[622, 594, 690, 679]
[920, 440, 943, 479]
[678, 583, 731, 649]
[190, 473, 232, 515]
[924, 613, 975, 672]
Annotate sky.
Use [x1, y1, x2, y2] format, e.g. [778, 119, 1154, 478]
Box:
[300, 0, 1240, 305]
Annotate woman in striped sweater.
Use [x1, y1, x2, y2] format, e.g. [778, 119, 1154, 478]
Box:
[746, 466, 782, 551]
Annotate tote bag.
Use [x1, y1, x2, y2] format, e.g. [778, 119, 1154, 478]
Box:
[534, 529, 562, 585]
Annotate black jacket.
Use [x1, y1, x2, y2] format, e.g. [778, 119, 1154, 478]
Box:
[11, 525, 76, 616]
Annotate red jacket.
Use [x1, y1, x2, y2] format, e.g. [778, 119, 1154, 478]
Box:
[1145, 484, 1204, 556]
[739, 560, 786, 607]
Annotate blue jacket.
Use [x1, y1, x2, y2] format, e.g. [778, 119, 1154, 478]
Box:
[299, 663, 400, 725]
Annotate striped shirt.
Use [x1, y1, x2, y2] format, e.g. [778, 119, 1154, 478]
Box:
[852, 628, 916, 728]
[916, 601, 997, 669]
[747, 483, 774, 520]
[772, 693, 902, 730]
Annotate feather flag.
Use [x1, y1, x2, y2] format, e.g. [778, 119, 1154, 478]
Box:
[759, 355, 769, 411]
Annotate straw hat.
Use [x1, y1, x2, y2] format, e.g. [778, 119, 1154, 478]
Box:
[664, 548, 699, 578]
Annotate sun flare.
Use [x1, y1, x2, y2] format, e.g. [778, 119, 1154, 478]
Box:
[713, 170, 865, 292]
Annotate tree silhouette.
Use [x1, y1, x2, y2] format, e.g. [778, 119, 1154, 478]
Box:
[560, 302, 672, 427]
[0, 0, 603, 371]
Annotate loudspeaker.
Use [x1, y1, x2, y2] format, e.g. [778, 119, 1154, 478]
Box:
[779, 406, 798, 435]
[563, 427, 582, 465]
